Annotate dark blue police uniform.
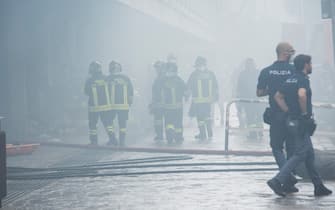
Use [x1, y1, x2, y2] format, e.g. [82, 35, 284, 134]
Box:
[257, 61, 295, 168]
[274, 72, 322, 186]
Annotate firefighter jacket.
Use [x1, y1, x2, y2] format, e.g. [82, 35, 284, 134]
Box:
[187, 70, 219, 104]
[85, 73, 112, 112]
[158, 75, 186, 109]
[107, 74, 134, 110]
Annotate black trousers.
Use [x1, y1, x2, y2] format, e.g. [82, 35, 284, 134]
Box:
[194, 103, 212, 140]
[110, 110, 129, 145]
[153, 108, 164, 139]
[88, 110, 114, 143]
[164, 108, 183, 143]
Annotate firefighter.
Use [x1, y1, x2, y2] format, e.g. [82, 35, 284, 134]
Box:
[158, 62, 187, 145]
[187, 56, 219, 142]
[107, 61, 134, 146]
[84, 61, 114, 145]
[150, 61, 166, 142]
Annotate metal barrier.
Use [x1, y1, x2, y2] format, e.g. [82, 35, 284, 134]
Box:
[0, 117, 6, 208]
[224, 98, 335, 152]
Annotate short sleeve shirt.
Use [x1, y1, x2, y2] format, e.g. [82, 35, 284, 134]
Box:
[278, 72, 312, 116]
[257, 61, 294, 111]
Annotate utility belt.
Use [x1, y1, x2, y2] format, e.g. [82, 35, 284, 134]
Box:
[263, 107, 287, 125]
[285, 115, 317, 137]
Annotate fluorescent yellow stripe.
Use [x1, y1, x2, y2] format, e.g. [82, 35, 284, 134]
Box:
[197, 80, 203, 98]
[163, 104, 182, 109]
[209, 80, 212, 97]
[171, 87, 176, 105]
[175, 128, 182, 133]
[120, 128, 127, 133]
[105, 84, 111, 105]
[166, 124, 175, 130]
[192, 98, 213, 103]
[110, 104, 129, 110]
[197, 120, 206, 126]
[95, 80, 106, 85]
[92, 85, 98, 106]
[89, 105, 112, 112]
[124, 85, 128, 104]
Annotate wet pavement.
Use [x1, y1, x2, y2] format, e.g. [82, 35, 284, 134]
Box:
[2, 125, 335, 210]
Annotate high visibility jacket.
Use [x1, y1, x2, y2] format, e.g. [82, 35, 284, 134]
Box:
[107, 74, 134, 110]
[158, 75, 186, 109]
[187, 70, 219, 104]
[85, 74, 112, 112]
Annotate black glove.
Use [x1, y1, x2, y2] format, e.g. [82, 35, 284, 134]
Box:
[300, 114, 317, 136]
[263, 107, 273, 125]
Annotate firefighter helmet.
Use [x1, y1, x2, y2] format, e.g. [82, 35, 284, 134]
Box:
[89, 61, 102, 75]
[194, 56, 207, 67]
[109, 61, 122, 74]
[165, 62, 178, 74]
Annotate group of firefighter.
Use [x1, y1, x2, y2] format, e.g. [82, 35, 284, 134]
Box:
[84, 61, 133, 146]
[85, 55, 218, 146]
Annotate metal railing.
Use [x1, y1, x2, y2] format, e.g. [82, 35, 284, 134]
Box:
[0, 117, 6, 208]
[224, 98, 335, 152]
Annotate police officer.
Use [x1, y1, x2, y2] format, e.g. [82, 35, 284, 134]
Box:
[267, 54, 332, 197]
[256, 42, 298, 192]
[187, 56, 218, 141]
[107, 61, 134, 146]
[150, 61, 166, 142]
[158, 62, 187, 145]
[84, 61, 114, 145]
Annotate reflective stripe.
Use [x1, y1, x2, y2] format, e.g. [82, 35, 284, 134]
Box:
[171, 87, 176, 105]
[110, 104, 129, 110]
[124, 85, 128, 105]
[166, 124, 175, 130]
[197, 80, 203, 99]
[120, 128, 127, 133]
[107, 126, 114, 132]
[209, 80, 212, 98]
[163, 103, 182, 109]
[89, 105, 112, 112]
[111, 84, 115, 105]
[192, 98, 213, 103]
[105, 84, 111, 105]
[89, 130, 97, 135]
[92, 85, 99, 106]
[197, 120, 206, 126]
[175, 128, 182, 133]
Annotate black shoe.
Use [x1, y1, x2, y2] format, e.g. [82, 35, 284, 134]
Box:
[288, 175, 298, 186]
[267, 178, 285, 197]
[314, 184, 332, 196]
[89, 141, 98, 146]
[106, 140, 118, 146]
[154, 136, 163, 141]
[283, 185, 299, 193]
[119, 139, 125, 147]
